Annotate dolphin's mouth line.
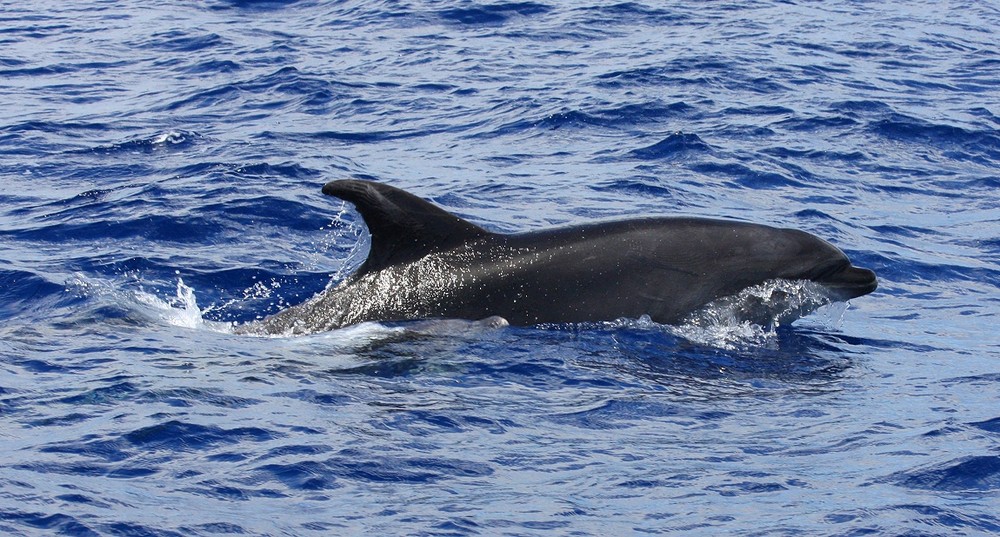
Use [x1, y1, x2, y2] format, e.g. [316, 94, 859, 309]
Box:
[813, 262, 878, 299]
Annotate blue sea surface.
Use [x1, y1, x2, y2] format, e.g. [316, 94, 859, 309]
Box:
[2, 1, 999, 535]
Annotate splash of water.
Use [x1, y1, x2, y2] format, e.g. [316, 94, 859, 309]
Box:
[131, 277, 231, 332]
[582, 279, 850, 349]
[321, 201, 369, 287]
[670, 279, 847, 349]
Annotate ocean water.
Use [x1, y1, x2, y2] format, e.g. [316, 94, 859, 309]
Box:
[1, 1, 999, 535]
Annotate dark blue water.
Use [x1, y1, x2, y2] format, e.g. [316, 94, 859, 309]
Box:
[2, 1, 999, 535]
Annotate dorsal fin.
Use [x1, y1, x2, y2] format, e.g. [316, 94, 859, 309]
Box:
[322, 179, 489, 273]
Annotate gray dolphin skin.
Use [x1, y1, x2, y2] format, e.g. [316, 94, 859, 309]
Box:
[243, 179, 877, 335]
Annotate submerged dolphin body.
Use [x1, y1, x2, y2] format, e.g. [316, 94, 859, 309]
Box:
[243, 180, 876, 335]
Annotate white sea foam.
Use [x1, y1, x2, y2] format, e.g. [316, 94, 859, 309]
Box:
[670, 279, 846, 349]
[150, 131, 187, 145]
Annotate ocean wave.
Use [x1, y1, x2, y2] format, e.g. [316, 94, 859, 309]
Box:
[691, 161, 806, 189]
[82, 130, 204, 155]
[630, 132, 713, 160]
[888, 455, 1000, 492]
[211, 0, 304, 10]
[0, 510, 98, 536]
[0, 269, 64, 321]
[438, 2, 551, 26]
[132, 31, 228, 54]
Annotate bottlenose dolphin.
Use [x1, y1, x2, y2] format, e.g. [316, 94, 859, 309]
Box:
[241, 180, 876, 335]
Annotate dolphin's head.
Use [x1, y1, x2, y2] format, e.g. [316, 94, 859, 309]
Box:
[679, 227, 878, 329]
[778, 229, 877, 302]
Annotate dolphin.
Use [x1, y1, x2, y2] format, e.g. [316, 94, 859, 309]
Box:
[240, 179, 876, 335]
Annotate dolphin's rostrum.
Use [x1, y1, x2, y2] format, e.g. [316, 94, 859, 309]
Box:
[241, 180, 876, 335]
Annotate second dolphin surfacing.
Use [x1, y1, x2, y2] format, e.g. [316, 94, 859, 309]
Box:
[241, 180, 876, 335]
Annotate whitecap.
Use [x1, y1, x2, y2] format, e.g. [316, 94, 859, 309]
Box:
[149, 131, 188, 145]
